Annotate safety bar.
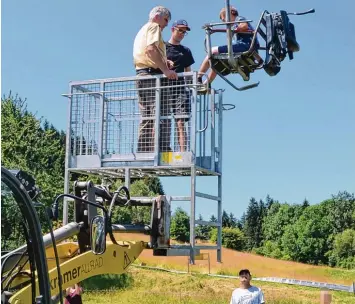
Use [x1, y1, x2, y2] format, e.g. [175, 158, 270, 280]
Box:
[202, 19, 253, 29]
[211, 29, 254, 34]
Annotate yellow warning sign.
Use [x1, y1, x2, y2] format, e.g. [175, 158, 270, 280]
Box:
[160, 152, 173, 164]
[123, 252, 131, 269]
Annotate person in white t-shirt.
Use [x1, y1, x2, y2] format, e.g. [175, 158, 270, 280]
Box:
[230, 269, 265, 304]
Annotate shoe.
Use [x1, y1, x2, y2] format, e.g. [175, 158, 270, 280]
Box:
[197, 82, 211, 94]
[197, 77, 205, 91]
[197, 76, 210, 91]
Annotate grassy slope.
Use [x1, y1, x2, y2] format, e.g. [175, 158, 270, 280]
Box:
[114, 233, 354, 285]
[138, 248, 355, 285]
[82, 268, 354, 304]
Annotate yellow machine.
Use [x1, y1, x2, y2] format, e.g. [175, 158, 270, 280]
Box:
[1, 168, 172, 304]
[9, 241, 147, 303]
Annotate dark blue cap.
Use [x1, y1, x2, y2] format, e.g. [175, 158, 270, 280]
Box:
[172, 19, 191, 31]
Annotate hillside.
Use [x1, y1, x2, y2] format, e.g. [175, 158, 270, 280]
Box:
[114, 233, 355, 285]
[82, 268, 354, 304]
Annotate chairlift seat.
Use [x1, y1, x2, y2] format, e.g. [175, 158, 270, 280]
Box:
[204, 8, 314, 91]
[211, 49, 263, 81]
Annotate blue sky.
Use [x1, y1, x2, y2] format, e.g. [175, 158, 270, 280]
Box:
[2, 0, 354, 219]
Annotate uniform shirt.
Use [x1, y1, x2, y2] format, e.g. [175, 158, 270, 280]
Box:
[230, 286, 265, 304]
[232, 16, 258, 46]
[133, 22, 167, 70]
[165, 42, 195, 73]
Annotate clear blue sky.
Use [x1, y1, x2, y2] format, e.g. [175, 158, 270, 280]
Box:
[2, 0, 354, 219]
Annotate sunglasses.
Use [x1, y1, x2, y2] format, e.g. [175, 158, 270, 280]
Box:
[174, 28, 188, 35]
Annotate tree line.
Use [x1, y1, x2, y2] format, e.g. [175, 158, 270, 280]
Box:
[0, 94, 164, 250]
[1, 94, 354, 270]
[169, 192, 355, 269]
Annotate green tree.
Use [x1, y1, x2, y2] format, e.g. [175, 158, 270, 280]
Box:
[237, 212, 246, 230]
[328, 229, 355, 269]
[229, 213, 237, 228]
[281, 204, 332, 264]
[302, 198, 310, 209]
[259, 240, 283, 259]
[243, 198, 265, 250]
[327, 191, 355, 235]
[221, 211, 237, 228]
[110, 178, 163, 225]
[195, 214, 211, 240]
[222, 210, 230, 227]
[1, 94, 66, 250]
[210, 215, 217, 222]
[210, 227, 245, 250]
[1, 184, 27, 251]
[265, 195, 275, 210]
[142, 176, 165, 195]
[1, 94, 66, 207]
[262, 203, 302, 248]
[170, 207, 190, 242]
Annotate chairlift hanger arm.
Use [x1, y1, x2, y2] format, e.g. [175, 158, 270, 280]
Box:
[288, 8, 315, 16]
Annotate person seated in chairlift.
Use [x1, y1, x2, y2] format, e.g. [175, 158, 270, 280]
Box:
[197, 6, 259, 89]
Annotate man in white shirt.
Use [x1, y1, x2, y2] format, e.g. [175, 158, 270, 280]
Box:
[230, 269, 265, 304]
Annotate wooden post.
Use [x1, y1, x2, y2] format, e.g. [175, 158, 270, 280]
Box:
[320, 290, 332, 304]
[187, 256, 190, 273]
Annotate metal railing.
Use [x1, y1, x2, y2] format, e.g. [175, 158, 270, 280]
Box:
[63, 72, 223, 175]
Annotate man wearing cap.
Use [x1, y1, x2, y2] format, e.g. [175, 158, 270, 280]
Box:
[133, 6, 178, 152]
[166, 19, 195, 152]
[197, 6, 258, 89]
[230, 269, 265, 304]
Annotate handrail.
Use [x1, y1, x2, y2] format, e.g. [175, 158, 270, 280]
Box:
[196, 91, 209, 133]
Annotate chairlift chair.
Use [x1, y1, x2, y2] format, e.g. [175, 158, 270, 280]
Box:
[203, 2, 315, 91]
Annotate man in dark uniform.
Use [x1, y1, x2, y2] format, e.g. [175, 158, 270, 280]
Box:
[166, 19, 195, 152]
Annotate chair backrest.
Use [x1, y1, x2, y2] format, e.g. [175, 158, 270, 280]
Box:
[262, 10, 301, 76]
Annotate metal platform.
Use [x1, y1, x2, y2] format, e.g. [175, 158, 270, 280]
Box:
[63, 72, 222, 177]
[68, 165, 220, 178]
[63, 72, 224, 264]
